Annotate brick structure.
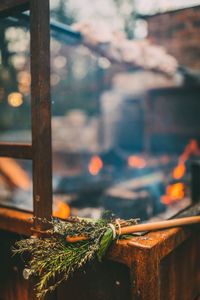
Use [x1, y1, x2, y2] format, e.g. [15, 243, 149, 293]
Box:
[143, 6, 200, 70]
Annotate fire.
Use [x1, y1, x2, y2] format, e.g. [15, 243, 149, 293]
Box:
[172, 139, 200, 180]
[161, 183, 185, 205]
[162, 139, 200, 205]
[128, 155, 146, 169]
[172, 164, 186, 180]
[53, 199, 70, 219]
[88, 155, 103, 176]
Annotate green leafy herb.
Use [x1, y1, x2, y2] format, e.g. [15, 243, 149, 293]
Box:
[12, 216, 138, 299]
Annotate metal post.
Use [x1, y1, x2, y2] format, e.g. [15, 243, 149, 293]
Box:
[30, 0, 52, 230]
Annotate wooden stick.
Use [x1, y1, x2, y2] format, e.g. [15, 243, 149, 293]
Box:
[66, 216, 200, 243]
[119, 215, 200, 235]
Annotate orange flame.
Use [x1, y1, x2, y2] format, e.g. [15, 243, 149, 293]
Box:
[53, 199, 70, 219]
[128, 155, 146, 169]
[172, 139, 200, 180]
[161, 183, 185, 205]
[88, 155, 103, 176]
[172, 164, 186, 180]
[162, 140, 200, 205]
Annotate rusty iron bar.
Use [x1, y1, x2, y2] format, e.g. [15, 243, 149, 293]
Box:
[0, 142, 32, 159]
[30, 0, 52, 230]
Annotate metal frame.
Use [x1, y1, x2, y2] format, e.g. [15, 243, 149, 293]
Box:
[0, 0, 52, 232]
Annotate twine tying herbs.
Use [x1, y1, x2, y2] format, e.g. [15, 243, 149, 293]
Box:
[108, 223, 117, 239]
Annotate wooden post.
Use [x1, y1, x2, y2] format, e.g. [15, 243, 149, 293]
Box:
[30, 0, 52, 229]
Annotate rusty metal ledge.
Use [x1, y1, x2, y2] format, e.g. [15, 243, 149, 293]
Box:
[108, 227, 193, 266]
[0, 206, 32, 235]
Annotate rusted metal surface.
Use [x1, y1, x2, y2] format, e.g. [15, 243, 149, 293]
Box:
[108, 227, 200, 300]
[30, 0, 52, 229]
[0, 143, 32, 159]
[57, 260, 131, 300]
[0, 207, 32, 235]
[160, 234, 200, 300]
[109, 227, 191, 266]
[0, 230, 57, 300]
[0, 230, 29, 300]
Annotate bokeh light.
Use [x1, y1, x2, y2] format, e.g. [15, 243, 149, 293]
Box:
[8, 92, 23, 107]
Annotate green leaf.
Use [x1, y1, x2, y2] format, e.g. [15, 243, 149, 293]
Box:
[97, 228, 113, 262]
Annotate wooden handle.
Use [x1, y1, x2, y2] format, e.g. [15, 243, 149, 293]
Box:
[119, 216, 200, 235]
[65, 216, 200, 243]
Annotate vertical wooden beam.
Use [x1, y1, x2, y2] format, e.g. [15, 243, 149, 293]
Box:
[30, 0, 52, 229]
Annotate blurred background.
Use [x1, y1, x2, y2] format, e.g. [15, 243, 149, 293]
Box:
[1, 0, 200, 221]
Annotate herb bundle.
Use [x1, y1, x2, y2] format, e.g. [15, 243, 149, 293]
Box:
[13, 215, 138, 299]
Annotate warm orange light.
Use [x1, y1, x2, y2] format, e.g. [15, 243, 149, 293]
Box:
[17, 71, 31, 85]
[88, 155, 103, 176]
[53, 199, 70, 219]
[161, 182, 185, 205]
[8, 92, 23, 107]
[17, 71, 31, 95]
[128, 155, 146, 169]
[0, 157, 31, 190]
[172, 139, 200, 180]
[163, 140, 200, 205]
[172, 164, 186, 180]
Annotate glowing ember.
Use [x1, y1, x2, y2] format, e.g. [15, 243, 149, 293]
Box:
[173, 164, 186, 180]
[161, 183, 185, 205]
[53, 199, 70, 219]
[128, 155, 146, 169]
[88, 155, 103, 176]
[172, 139, 200, 180]
[162, 140, 200, 205]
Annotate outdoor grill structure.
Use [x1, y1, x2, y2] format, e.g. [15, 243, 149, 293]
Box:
[145, 86, 200, 153]
[0, 1, 199, 300]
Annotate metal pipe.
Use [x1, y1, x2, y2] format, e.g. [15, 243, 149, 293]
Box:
[3, 12, 82, 45]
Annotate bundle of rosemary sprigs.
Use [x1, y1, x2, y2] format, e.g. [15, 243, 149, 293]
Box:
[13, 215, 138, 299]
